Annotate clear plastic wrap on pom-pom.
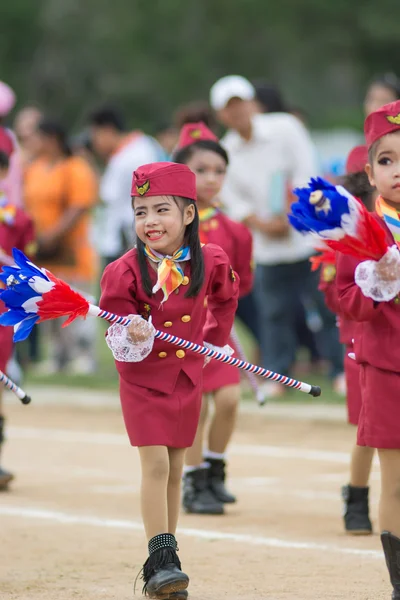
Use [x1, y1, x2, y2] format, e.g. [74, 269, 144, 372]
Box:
[355, 246, 400, 302]
[106, 317, 155, 362]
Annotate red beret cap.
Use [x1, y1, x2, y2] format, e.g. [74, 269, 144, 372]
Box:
[345, 145, 368, 174]
[131, 162, 197, 202]
[177, 121, 218, 150]
[364, 100, 400, 148]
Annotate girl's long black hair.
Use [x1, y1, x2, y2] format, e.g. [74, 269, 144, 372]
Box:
[135, 196, 204, 299]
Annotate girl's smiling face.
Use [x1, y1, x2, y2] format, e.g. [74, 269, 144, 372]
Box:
[185, 148, 227, 206]
[366, 131, 400, 207]
[134, 195, 195, 255]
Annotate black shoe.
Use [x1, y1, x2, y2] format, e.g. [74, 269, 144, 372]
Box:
[182, 468, 224, 515]
[381, 531, 400, 599]
[341, 485, 372, 535]
[146, 563, 189, 598]
[206, 458, 236, 504]
[142, 534, 189, 598]
[0, 466, 14, 491]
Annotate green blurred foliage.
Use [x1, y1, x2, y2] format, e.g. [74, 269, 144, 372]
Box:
[0, 0, 399, 131]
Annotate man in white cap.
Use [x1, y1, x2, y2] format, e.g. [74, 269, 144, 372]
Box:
[210, 75, 342, 398]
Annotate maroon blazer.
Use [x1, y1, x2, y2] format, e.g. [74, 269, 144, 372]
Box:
[199, 211, 253, 298]
[318, 260, 358, 346]
[100, 243, 240, 393]
[336, 214, 400, 372]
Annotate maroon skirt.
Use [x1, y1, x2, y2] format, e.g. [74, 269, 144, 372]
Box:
[344, 347, 362, 426]
[119, 371, 202, 448]
[202, 337, 240, 393]
[358, 364, 400, 449]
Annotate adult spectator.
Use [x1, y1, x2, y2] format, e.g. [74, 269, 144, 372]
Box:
[210, 75, 342, 397]
[254, 81, 323, 370]
[24, 119, 98, 374]
[88, 107, 165, 267]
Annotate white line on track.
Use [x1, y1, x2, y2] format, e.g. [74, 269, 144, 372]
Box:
[86, 482, 377, 505]
[9, 426, 380, 465]
[0, 505, 382, 559]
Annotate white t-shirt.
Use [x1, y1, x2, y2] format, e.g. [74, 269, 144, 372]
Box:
[99, 134, 165, 258]
[221, 113, 318, 265]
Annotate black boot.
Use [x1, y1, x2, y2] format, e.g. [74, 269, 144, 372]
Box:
[341, 485, 372, 535]
[182, 468, 224, 515]
[381, 531, 400, 599]
[0, 416, 14, 491]
[141, 533, 189, 598]
[206, 458, 236, 504]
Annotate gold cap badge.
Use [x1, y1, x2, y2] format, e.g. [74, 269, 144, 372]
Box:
[136, 180, 150, 196]
[190, 129, 201, 138]
[387, 113, 400, 125]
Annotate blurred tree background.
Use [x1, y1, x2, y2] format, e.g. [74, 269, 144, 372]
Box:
[1, 0, 399, 133]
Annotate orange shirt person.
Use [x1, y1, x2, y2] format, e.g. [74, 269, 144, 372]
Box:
[23, 119, 98, 374]
[24, 119, 98, 284]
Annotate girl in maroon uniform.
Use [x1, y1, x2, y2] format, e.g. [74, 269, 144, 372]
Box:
[318, 145, 376, 534]
[100, 162, 239, 599]
[173, 123, 253, 516]
[336, 100, 400, 598]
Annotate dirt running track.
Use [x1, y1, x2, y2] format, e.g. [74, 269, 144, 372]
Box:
[0, 388, 390, 600]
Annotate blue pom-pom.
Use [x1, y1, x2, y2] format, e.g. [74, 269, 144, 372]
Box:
[289, 177, 351, 236]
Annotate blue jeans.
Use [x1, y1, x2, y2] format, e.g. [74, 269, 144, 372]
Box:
[254, 259, 343, 377]
[235, 292, 261, 344]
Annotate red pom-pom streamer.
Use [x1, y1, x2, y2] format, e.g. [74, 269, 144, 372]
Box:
[37, 273, 89, 326]
[326, 205, 389, 261]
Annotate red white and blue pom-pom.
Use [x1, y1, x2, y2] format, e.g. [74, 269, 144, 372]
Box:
[289, 177, 388, 261]
[0, 249, 90, 341]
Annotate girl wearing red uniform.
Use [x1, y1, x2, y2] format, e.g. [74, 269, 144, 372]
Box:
[0, 131, 36, 490]
[100, 162, 239, 599]
[318, 145, 376, 534]
[336, 100, 400, 598]
[173, 123, 253, 515]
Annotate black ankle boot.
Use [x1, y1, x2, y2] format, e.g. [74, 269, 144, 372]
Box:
[381, 531, 400, 599]
[0, 416, 14, 491]
[206, 458, 236, 504]
[341, 485, 372, 535]
[141, 534, 189, 598]
[182, 468, 224, 515]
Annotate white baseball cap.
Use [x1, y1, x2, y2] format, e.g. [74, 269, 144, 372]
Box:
[210, 75, 255, 111]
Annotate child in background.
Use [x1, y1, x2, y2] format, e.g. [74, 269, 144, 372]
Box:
[173, 123, 253, 515]
[336, 100, 400, 597]
[0, 130, 36, 490]
[319, 145, 377, 534]
[100, 162, 239, 599]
